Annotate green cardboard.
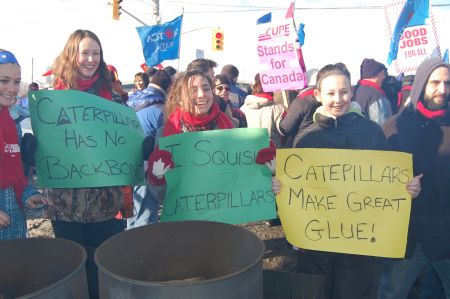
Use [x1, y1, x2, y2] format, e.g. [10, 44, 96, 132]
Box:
[28, 90, 145, 188]
[159, 128, 276, 224]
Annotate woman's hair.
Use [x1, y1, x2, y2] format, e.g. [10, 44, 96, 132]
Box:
[164, 70, 213, 121]
[316, 62, 351, 90]
[252, 73, 273, 96]
[134, 72, 150, 88]
[51, 29, 111, 90]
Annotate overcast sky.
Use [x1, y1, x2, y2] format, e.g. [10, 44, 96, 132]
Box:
[1, 0, 449, 85]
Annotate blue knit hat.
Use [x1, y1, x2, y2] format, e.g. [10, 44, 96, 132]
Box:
[0, 50, 19, 66]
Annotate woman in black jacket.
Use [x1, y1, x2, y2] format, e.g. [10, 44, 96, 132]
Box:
[291, 63, 422, 299]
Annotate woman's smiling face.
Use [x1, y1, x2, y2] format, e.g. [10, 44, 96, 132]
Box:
[189, 75, 214, 116]
[76, 37, 101, 80]
[0, 63, 21, 108]
[315, 73, 352, 117]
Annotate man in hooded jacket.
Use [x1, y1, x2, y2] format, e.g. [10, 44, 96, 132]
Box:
[378, 58, 450, 298]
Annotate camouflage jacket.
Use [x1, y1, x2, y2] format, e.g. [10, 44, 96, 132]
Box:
[43, 187, 123, 223]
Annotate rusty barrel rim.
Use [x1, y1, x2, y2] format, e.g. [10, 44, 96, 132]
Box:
[95, 220, 265, 287]
[0, 237, 87, 298]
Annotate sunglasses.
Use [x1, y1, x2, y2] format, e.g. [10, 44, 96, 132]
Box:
[216, 86, 230, 92]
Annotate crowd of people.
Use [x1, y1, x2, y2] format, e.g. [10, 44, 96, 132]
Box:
[1, 27, 449, 299]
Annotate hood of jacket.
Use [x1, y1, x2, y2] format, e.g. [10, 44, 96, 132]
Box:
[243, 94, 274, 109]
[126, 84, 166, 108]
[410, 57, 449, 107]
[313, 101, 363, 123]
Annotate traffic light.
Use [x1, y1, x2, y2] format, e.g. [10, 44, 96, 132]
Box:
[212, 29, 224, 51]
[112, 0, 122, 20]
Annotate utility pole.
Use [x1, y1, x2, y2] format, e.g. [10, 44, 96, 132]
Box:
[107, 1, 148, 26]
[152, 0, 160, 24]
[31, 57, 34, 82]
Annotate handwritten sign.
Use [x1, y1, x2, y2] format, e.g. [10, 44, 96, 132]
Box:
[276, 148, 413, 258]
[29, 90, 145, 188]
[384, 1, 441, 74]
[256, 18, 306, 92]
[159, 128, 276, 224]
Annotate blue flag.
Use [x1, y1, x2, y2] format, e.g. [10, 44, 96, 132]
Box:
[136, 15, 183, 67]
[298, 23, 305, 46]
[256, 12, 272, 25]
[443, 49, 449, 63]
[387, 0, 429, 65]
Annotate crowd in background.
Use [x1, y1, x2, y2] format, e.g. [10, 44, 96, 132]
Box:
[1, 27, 450, 299]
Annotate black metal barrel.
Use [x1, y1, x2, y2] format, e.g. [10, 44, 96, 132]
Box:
[95, 221, 265, 299]
[0, 238, 88, 299]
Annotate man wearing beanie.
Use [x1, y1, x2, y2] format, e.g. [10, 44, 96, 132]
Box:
[221, 64, 248, 109]
[378, 57, 450, 298]
[126, 69, 172, 229]
[354, 58, 392, 125]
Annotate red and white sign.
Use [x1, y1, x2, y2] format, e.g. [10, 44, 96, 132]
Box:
[384, 0, 441, 74]
[256, 19, 306, 92]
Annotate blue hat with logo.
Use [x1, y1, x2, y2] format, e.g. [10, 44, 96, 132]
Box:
[0, 50, 20, 66]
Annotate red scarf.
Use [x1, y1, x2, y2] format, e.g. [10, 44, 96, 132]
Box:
[53, 73, 112, 100]
[416, 100, 447, 119]
[397, 86, 412, 107]
[163, 103, 234, 136]
[254, 93, 273, 101]
[359, 79, 386, 96]
[0, 107, 27, 208]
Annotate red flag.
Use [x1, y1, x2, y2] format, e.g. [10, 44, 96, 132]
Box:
[285, 2, 294, 18]
[140, 63, 148, 71]
[42, 69, 53, 76]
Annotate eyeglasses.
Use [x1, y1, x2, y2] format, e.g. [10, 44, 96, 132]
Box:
[216, 86, 230, 92]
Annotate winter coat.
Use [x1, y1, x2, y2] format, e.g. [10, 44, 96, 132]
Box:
[280, 88, 321, 148]
[295, 108, 388, 151]
[383, 104, 450, 260]
[353, 81, 392, 126]
[240, 95, 285, 148]
[0, 123, 40, 240]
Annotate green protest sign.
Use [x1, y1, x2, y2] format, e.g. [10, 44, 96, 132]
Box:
[28, 90, 145, 188]
[159, 128, 276, 224]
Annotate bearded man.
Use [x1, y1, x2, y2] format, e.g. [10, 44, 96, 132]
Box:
[378, 58, 450, 298]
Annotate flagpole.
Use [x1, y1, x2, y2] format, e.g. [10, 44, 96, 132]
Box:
[177, 7, 184, 71]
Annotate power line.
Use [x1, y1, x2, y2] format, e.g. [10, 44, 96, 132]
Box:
[185, 4, 450, 14]
[163, 2, 450, 14]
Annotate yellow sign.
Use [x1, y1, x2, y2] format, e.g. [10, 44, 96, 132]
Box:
[276, 148, 413, 258]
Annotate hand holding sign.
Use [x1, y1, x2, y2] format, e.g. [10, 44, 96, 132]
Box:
[256, 140, 276, 175]
[407, 173, 423, 199]
[148, 148, 175, 185]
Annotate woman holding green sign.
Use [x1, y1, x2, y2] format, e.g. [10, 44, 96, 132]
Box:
[0, 49, 50, 240]
[42, 30, 130, 299]
[147, 70, 235, 184]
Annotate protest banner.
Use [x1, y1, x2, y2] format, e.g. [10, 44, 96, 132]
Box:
[276, 148, 413, 258]
[385, 0, 441, 74]
[29, 90, 146, 188]
[136, 15, 183, 67]
[159, 128, 276, 224]
[256, 14, 306, 92]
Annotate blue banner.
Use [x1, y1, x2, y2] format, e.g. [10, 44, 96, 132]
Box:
[443, 49, 449, 64]
[256, 12, 272, 25]
[136, 15, 183, 67]
[387, 0, 429, 65]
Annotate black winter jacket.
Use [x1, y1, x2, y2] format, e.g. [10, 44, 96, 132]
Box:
[295, 111, 388, 151]
[383, 104, 450, 260]
[280, 90, 321, 148]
